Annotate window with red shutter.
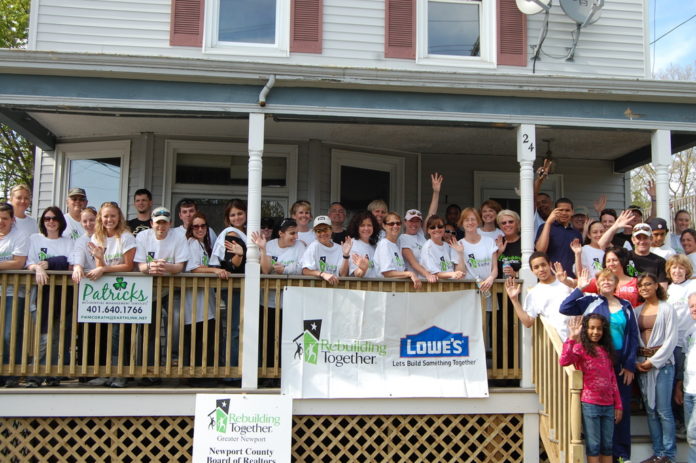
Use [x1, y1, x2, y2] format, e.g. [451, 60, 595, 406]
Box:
[290, 0, 323, 53]
[385, 0, 416, 59]
[497, 0, 527, 66]
[170, 0, 205, 47]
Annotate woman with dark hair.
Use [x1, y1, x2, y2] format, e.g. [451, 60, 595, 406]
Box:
[577, 220, 605, 277]
[634, 272, 677, 463]
[478, 199, 504, 241]
[581, 247, 639, 308]
[681, 228, 696, 269]
[672, 210, 691, 253]
[25, 206, 74, 387]
[419, 215, 465, 280]
[346, 211, 380, 278]
[213, 199, 248, 271]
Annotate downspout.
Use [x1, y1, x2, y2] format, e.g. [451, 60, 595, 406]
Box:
[258, 75, 276, 107]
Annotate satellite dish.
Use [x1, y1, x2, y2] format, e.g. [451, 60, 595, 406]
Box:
[515, 0, 551, 15]
[559, 0, 604, 26]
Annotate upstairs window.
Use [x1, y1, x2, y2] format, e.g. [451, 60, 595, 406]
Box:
[205, 0, 290, 56]
[416, 0, 495, 67]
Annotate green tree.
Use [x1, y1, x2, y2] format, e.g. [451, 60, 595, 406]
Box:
[0, 0, 32, 201]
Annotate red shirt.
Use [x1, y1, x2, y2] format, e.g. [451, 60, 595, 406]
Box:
[584, 277, 639, 308]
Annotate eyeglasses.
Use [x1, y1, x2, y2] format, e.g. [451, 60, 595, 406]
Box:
[500, 220, 515, 225]
[192, 224, 207, 230]
[44, 216, 59, 222]
[428, 224, 444, 230]
[384, 221, 401, 227]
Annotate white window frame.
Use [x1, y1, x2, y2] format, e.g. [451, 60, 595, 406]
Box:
[54, 140, 131, 209]
[163, 140, 298, 211]
[331, 149, 405, 215]
[416, 0, 496, 68]
[204, 0, 290, 57]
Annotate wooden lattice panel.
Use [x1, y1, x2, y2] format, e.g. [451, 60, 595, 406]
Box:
[0, 414, 524, 462]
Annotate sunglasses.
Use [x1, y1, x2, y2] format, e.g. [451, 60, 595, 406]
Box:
[192, 224, 208, 230]
[428, 224, 445, 230]
[384, 221, 402, 227]
[444, 230, 455, 234]
[152, 210, 171, 218]
[500, 220, 515, 225]
[44, 216, 59, 222]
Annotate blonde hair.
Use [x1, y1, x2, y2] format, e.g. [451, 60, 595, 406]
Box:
[496, 209, 520, 228]
[367, 199, 388, 213]
[10, 184, 32, 197]
[93, 202, 128, 247]
[666, 254, 693, 281]
[596, 268, 618, 285]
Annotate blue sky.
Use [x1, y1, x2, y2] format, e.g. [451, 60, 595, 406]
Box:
[649, 0, 696, 74]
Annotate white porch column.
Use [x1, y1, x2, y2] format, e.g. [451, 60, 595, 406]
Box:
[517, 124, 536, 389]
[651, 130, 672, 222]
[242, 112, 264, 389]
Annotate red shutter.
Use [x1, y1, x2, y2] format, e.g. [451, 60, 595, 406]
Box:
[290, 0, 323, 53]
[170, 0, 204, 47]
[385, 0, 415, 59]
[497, 0, 527, 66]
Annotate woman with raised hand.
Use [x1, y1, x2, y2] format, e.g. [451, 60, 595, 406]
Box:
[25, 206, 74, 387]
[9, 184, 38, 236]
[419, 215, 465, 280]
[345, 211, 380, 278]
[634, 273, 678, 463]
[374, 212, 421, 289]
[301, 216, 350, 285]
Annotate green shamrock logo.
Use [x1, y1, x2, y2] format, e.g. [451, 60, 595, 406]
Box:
[113, 277, 127, 290]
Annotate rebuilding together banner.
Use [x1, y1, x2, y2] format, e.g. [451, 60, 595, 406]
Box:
[281, 287, 488, 399]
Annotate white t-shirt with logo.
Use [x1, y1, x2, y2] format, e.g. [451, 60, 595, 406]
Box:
[523, 279, 572, 341]
[13, 215, 39, 236]
[399, 232, 426, 272]
[174, 225, 217, 245]
[298, 230, 315, 247]
[0, 227, 28, 297]
[62, 214, 85, 241]
[374, 238, 406, 275]
[134, 228, 189, 264]
[580, 245, 605, 278]
[300, 240, 343, 276]
[266, 239, 307, 275]
[478, 227, 504, 241]
[348, 239, 378, 278]
[71, 234, 96, 270]
[26, 234, 75, 266]
[184, 238, 220, 324]
[458, 235, 497, 280]
[93, 232, 137, 266]
[419, 239, 459, 274]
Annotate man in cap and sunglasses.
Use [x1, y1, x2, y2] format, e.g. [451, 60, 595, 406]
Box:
[62, 187, 88, 241]
[625, 222, 668, 290]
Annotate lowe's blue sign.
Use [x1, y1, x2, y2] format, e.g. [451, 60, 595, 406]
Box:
[400, 326, 469, 358]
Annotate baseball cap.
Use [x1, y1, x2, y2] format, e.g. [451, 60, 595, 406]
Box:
[313, 215, 331, 228]
[647, 217, 668, 231]
[405, 209, 423, 221]
[68, 187, 87, 198]
[632, 223, 652, 238]
[151, 206, 171, 223]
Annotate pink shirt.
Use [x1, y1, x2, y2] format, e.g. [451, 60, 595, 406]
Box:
[559, 340, 622, 409]
[584, 277, 639, 308]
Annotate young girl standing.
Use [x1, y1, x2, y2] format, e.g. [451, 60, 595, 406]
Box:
[560, 314, 622, 463]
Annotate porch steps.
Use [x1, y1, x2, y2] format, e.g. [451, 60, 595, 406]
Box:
[630, 415, 689, 463]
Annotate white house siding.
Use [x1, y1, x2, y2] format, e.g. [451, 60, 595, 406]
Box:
[34, 148, 56, 212]
[31, 0, 647, 78]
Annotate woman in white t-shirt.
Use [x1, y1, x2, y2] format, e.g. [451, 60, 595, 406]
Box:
[346, 211, 380, 278]
[301, 216, 350, 285]
[374, 212, 421, 288]
[291, 200, 315, 247]
[458, 207, 498, 293]
[577, 220, 605, 278]
[419, 215, 465, 280]
[25, 206, 75, 387]
[478, 199, 504, 242]
[9, 184, 38, 236]
[400, 209, 438, 283]
[681, 229, 696, 269]
[70, 207, 98, 282]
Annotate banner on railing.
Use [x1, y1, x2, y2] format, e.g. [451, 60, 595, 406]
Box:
[78, 275, 153, 323]
[281, 287, 488, 399]
[192, 394, 292, 463]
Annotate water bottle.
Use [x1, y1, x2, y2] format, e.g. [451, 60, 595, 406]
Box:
[476, 277, 491, 298]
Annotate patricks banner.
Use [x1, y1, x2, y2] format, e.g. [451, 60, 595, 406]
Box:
[192, 394, 292, 463]
[281, 287, 488, 399]
[78, 275, 153, 323]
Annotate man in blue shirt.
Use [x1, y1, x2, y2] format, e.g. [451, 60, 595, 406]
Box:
[534, 197, 582, 277]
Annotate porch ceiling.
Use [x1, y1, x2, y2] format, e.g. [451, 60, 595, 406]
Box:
[29, 111, 651, 163]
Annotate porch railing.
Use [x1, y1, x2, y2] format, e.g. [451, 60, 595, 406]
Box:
[532, 316, 584, 463]
[1, 271, 522, 384]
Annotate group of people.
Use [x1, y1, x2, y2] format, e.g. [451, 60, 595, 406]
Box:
[503, 161, 696, 463]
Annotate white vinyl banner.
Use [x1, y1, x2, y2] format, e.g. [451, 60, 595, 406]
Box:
[281, 287, 488, 399]
[192, 394, 292, 463]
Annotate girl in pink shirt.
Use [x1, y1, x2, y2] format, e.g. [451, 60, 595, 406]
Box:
[560, 314, 623, 463]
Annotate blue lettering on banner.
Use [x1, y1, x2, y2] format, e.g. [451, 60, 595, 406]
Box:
[399, 326, 469, 358]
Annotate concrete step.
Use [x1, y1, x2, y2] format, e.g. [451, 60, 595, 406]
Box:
[630, 414, 689, 463]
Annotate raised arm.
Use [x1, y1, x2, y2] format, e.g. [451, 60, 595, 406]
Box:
[534, 209, 558, 252]
[504, 278, 535, 328]
[598, 209, 633, 250]
[424, 172, 443, 226]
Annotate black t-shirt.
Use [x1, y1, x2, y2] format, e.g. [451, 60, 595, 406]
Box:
[626, 251, 667, 282]
[497, 239, 522, 276]
[332, 230, 347, 245]
[127, 218, 151, 236]
[612, 232, 633, 251]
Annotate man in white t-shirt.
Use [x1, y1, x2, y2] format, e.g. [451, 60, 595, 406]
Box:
[505, 251, 572, 340]
[62, 187, 88, 241]
[648, 217, 676, 259]
[173, 198, 217, 243]
[134, 206, 189, 381]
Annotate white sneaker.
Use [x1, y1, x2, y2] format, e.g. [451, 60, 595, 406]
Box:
[87, 377, 110, 386]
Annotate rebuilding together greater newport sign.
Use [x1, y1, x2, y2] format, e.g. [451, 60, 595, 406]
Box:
[78, 275, 153, 323]
[281, 287, 489, 399]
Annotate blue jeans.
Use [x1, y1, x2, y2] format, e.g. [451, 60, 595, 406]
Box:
[639, 363, 677, 460]
[581, 402, 614, 456]
[684, 392, 696, 463]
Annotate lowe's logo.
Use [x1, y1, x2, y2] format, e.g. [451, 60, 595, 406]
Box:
[400, 326, 469, 358]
